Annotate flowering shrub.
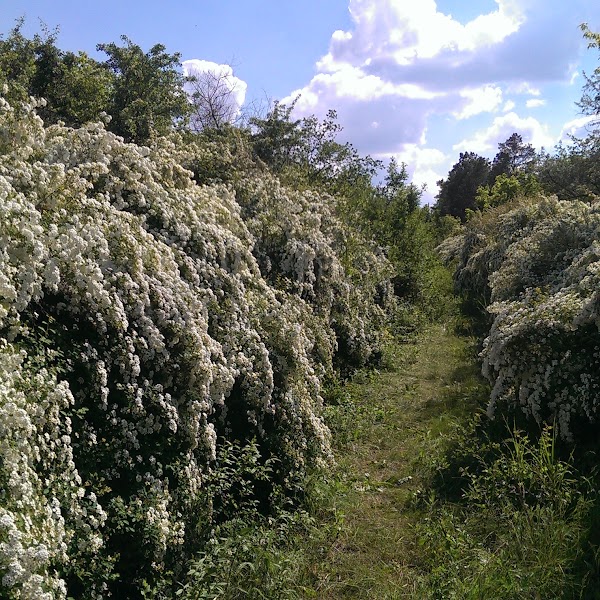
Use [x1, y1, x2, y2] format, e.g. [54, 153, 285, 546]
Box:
[0, 92, 352, 596]
[174, 130, 396, 373]
[234, 173, 395, 373]
[442, 195, 600, 440]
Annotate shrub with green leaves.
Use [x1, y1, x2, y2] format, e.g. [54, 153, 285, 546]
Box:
[418, 426, 592, 599]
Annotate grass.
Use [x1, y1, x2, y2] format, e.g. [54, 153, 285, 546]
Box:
[173, 322, 600, 598]
[302, 323, 600, 599]
[304, 324, 488, 598]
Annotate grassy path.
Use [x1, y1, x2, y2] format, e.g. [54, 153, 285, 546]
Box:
[308, 324, 485, 598]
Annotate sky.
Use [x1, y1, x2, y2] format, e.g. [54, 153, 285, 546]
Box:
[2, 0, 599, 203]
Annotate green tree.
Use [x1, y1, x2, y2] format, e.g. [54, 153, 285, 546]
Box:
[489, 132, 537, 182]
[97, 36, 190, 143]
[38, 51, 113, 126]
[475, 172, 541, 210]
[250, 99, 305, 173]
[250, 101, 380, 194]
[0, 19, 50, 104]
[537, 141, 600, 201]
[579, 23, 600, 128]
[0, 21, 112, 126]
[536, 26, 600, 201]
[435, 152, 491, 221]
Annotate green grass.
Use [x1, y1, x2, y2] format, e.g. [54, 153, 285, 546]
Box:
[301, 323, 600, 599]
[302, 324, 487, 598]
[172, 323, 600, 599]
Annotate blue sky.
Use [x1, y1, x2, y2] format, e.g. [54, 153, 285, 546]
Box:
[2, 0, 599, 202]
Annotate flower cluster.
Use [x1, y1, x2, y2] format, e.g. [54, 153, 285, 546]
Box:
[0, 94, 368, 596]
[444, 196, 600, 439]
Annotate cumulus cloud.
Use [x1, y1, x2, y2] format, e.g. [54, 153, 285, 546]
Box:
[390, 144, 448, 203]
[453, 111, 554, 154]
[526, 98, 546, 108]
[276, 0, 597, 201]
[508, 82, 541, 95]
[318, 0, 524, 72]
[454, 85, 503, 119]
[559, 115, 598, 141]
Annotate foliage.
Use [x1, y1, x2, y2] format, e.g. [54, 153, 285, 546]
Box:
[174, 441, 311, 600]
[250, 100, 381, 196]
[579, 24, 600, 129]
[475, 172, 542, 211]
[0, 92, 356, 597]
[537, 136, 600, 201]
[0, 22, 113, 127]
[440, 195, 600, 440]
[435, 152, 491, 221]
[489, 132, 537, 182]
[97, 35, 191, 143]
[0, 23, 191, 144]
[536, 26, 600, 201]
[418, 425, 595, 599]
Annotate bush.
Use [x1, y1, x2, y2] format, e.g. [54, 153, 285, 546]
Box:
[0, 93, 335, 597]
[440, 196, 600, 439]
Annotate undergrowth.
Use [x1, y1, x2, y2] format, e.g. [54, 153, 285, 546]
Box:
[416, 423, 600, 599]
[171, 316, 600, 599]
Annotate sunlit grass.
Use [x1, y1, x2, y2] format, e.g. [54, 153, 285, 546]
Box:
[303, 324, 486, 598]
[303, 323, 600, 599]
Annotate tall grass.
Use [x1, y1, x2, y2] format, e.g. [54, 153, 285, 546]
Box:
[416, 424, 600, 599]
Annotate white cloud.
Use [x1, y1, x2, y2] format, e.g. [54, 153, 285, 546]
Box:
[559, 115, 597, 141]
[526, 98, 546, 108]
[274, 0, 596, 197]
[569, 70, 580, 85]
[319, 0, 524, 72]
[507, 82, 541, 95]
[453, 111, 554, 154]
[454, 85, 503, 119]
[389, 144, 448, 203]
[182, 59, 248, 121]
[282, 66, 439, 107]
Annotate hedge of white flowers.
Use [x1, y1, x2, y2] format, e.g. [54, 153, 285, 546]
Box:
[441, 196, 600, 440]
[0, 94, 393, 597]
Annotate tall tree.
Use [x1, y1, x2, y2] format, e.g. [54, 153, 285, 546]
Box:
[579, 24, 600, 129]
[97, 36, 190, 143]
[435, 152, 491, 221]
[489, 132, 536, 181]
[537, 26, 600, 201]
[0, 20, 53, 105]
[250, 101, 380, 194]
[186, 66, 244, 132]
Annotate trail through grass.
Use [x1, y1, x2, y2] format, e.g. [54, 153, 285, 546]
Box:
[308, 324, 487, 598]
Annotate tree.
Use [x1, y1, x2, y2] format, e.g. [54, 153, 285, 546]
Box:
[475, 172, 541, 210]
[0, 19, 54, 105]
[579, 24, 600, 130]
[489, 132, 536, 181]
[35, 50, 113, 126]
[186, 64, 245, 132]
[435, 152, 491, 221]
[1, 24, 190, 140]
[250, 99, 304, 172]
[536, 26, 600, 201]
[97, 36, 190, 143]
[250, 101, 380, 194]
